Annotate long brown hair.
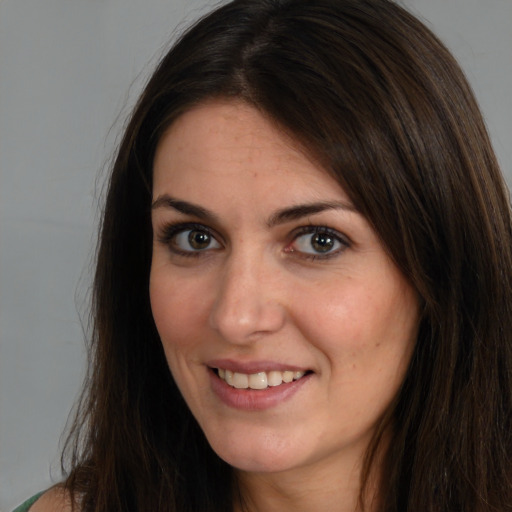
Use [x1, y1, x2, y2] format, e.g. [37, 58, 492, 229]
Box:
[63, 1, 512, 510]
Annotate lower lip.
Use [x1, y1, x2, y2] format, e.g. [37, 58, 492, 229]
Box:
[209, 369, 312, 411]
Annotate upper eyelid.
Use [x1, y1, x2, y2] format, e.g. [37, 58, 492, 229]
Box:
[287, 227, 351, 261]
[156, 223, 223, 259]
[155, 220, 351, 247]
[290, 225, 351, 244]
[156, 222, 223, 245]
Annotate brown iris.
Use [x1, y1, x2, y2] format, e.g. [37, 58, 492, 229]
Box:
[188, 230, 211, 250]
[311, 232, 335, 253]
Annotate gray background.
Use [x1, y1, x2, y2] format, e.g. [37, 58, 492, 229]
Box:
[1, 0, 510, 509]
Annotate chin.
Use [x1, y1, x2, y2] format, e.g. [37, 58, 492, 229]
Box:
[206, 430, 303, 474]
[220, 453, 297, 474]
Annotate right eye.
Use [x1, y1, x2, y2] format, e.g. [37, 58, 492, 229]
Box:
[159, 223, 222, 256]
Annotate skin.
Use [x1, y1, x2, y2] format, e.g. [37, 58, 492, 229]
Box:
[29, 488, 72, 512]
[150, 100, 419, 512]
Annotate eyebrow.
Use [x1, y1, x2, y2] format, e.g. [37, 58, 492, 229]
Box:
[151, 195, 220, 223]
[267, 201, 358, 227]
[151, 194, 357, 226]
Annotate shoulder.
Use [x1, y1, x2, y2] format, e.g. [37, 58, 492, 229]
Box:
[26, 487, 74, 512]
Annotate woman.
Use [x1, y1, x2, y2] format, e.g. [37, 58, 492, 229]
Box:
[22, 0, 512, 510]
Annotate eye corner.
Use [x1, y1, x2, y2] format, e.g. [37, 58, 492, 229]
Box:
[155, 221, 223, 257]
[286, 225, 350, 260]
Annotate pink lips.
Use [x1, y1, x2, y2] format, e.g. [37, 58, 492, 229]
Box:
[206, 359, 309, 374]
[207, 359, 312, 411]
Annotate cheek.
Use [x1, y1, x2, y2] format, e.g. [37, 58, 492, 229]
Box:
[149, 272, 211, 402]
[293, 274, 418, 369]
[292, 283, 373, 351]
[149, 270, 206, 354]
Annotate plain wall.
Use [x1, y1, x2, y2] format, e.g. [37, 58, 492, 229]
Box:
[1, 0, 510, 509]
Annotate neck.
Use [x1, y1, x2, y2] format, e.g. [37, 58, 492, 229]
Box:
[233, 448, 382, 512]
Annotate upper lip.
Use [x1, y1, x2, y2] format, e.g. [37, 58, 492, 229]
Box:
[206, 358, 310, 374]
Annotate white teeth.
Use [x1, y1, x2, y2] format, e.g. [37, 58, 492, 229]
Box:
[267, 371, 283, 387]
[216, 368, 308, 389]
[282, 371, 294, 383]
[233, 372, 249, 389]
[249, 372, 268, 389]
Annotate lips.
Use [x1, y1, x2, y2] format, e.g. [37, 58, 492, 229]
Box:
[206, 360, 312, 410]
[216, 368, 307, 389]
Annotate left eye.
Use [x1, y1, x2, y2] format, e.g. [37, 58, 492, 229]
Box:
[291, 229, 346, 256]
[172, 228, 221, 252]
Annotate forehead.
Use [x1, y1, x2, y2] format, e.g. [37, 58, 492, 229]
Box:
[152, 100, 349, 207]
[155, 101, 309, 175]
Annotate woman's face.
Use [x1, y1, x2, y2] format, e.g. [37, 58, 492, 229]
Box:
[150, 100, 419, 476]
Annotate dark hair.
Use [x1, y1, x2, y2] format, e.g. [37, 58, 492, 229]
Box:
[63, 0, 512, 510]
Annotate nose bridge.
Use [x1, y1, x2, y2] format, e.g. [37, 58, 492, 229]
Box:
[208, 246, 285, 343]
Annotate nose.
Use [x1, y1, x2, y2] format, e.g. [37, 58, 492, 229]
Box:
[208, 250, 286, 344]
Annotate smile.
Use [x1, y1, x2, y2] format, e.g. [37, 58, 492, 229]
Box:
[215, 368, 307, 390]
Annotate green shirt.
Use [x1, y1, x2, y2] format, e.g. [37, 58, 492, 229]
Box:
[12, 492, 45, 512]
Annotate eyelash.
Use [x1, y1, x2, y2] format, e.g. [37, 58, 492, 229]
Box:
[157, 222, 222, 258]
[156, 222, 350, 260]
[287, 226, 350, 260]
